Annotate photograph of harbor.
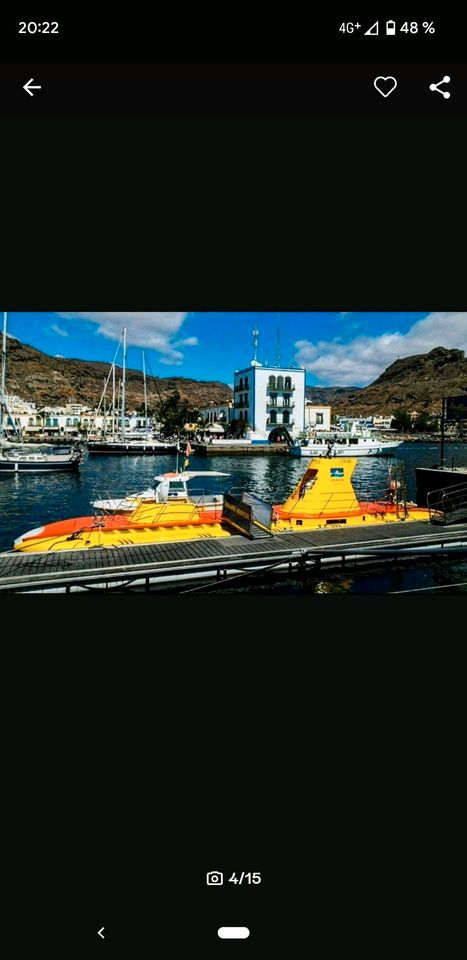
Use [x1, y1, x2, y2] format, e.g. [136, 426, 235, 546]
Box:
[1, 311, 466, 595]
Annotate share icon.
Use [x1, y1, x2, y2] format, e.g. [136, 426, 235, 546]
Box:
[429, 76, 451, 99]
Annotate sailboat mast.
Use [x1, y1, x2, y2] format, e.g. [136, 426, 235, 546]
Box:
[103, 377, 107, 436]
[1, 312, 7, 438]
[142, 351, 148, 434]
[121, 326, 127, 441]
[112, 363, 116, 439]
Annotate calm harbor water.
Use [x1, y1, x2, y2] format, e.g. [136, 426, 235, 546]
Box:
[1, 443, 466, 592]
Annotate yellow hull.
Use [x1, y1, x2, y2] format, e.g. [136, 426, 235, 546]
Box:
[14, 457, 431, 553]
[273, 457, 431, 530]
[15, 521, 231, 553]
[273, 506, 430, 532]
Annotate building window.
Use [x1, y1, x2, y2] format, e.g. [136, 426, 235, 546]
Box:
[277, 375, 284, 389]
[283, 397, 290, 407]
[284, 376, 291, 389]
[283, 411, 290, 425]
[240, 378, 244, 389]
[270, 394, 277, 406]
[28, 418, 34, 426]
[316, 413, 323, 424]
[244, 376, 249, 388]
[270, 410, 277, 424]
[268, 375, 276, 389]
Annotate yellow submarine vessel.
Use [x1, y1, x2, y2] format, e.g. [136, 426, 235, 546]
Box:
[271, 457, 430, 531]
[13, 457, 431, 553]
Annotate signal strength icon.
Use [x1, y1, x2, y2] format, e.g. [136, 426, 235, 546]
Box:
[364, 21, 379, 36]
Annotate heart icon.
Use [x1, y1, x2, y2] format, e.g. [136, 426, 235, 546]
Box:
[374, 76, 397, 98]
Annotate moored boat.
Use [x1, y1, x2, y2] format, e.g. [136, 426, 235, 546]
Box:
[91, 470, 228, 512]
[273, 457, 430, 530]
[290, 425, 402, 458]
[14, 470, 230, 552]
[87, 438, 177, 455]
[13, 456, 431, 553]
[0, 440, 87, 473]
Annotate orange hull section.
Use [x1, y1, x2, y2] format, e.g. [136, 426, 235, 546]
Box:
[21, 509, 222, 543]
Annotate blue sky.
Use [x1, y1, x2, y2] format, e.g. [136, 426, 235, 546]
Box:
[4, 311, 467, 387]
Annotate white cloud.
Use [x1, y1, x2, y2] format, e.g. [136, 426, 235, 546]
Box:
[174, 336, 199, 347]
[50, 323, 69, 338]
[295, 312, 467, 386]
[57, 312, 193, 364]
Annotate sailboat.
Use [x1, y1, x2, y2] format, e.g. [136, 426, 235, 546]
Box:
[0, 312, 87, 473]
[87, 328, 177, 455]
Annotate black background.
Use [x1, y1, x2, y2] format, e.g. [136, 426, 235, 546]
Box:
[1, 9, 465, 954]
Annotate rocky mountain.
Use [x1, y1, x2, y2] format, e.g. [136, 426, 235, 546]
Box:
[3, 337, 233, 410]
[308, 347, 467, 415]
[3, 338, 466, 417]
[305, 385, 361, 405]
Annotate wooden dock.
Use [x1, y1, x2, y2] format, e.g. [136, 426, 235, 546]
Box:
[1, 520, 467, 593]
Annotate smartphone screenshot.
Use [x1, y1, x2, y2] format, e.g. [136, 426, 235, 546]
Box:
[1, 12, 465, 954]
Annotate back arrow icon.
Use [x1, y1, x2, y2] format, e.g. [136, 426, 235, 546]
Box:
[98, 927, 105, 939]
[23, 78, 42, 97]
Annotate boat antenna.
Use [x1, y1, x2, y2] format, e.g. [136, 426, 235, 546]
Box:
[121, 326, 127, 441]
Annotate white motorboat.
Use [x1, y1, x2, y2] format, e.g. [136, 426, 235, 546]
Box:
[92, 470, 229, 513]
[290, 424, 403, 458]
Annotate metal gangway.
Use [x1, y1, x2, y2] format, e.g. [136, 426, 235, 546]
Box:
[427, 482, 467, 525]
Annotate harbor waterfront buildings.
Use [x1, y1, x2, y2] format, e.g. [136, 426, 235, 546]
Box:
[198, 401, 234, 426]
[1, 397, 155, 439]
[233, 362, 306, 439]
[305, 402, 331, 432]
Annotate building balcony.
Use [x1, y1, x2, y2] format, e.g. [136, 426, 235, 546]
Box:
[267, 384, 295, 393]
[266, 418, 294, 428]
[234, 401, 249, 410]
[266, 401, 295, 411]
[234, 383, 250, 392]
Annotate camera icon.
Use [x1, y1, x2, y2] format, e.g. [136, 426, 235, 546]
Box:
[206, 871, 224, 886]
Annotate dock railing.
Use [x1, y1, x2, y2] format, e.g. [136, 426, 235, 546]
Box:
[427, 482, 467, 525]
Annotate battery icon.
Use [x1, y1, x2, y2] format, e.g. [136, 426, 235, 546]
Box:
[386, 20, 396, 35]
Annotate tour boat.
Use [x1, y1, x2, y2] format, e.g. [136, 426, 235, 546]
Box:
[290, 425, 402, 458]
[14, 471, 230, 552]
[91, 470, 228, 512]
[13, 456, 431, 553]
[272, 457, 430, 531]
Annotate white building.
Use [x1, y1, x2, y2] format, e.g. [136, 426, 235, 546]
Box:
[1, 396, 42, 437]
[233, 357, 305, 439]
[199, 402, 233, 425]
[3, 394, 37, 414]
[305, 403, 331, 432]
[372, 415, 393, 430]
